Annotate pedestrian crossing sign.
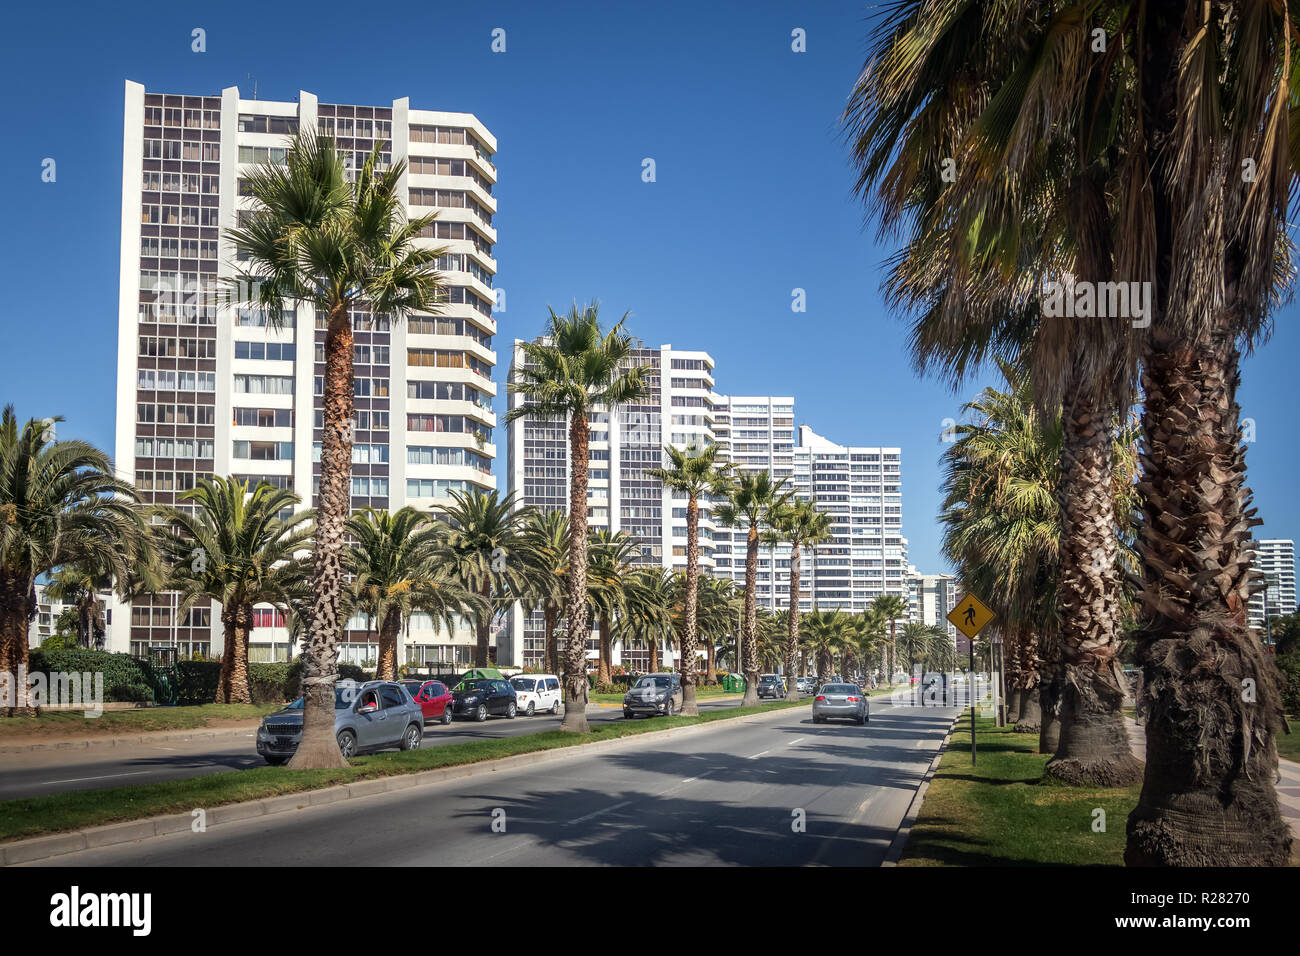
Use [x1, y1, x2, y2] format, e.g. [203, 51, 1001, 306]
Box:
[948, 593, 995, 640]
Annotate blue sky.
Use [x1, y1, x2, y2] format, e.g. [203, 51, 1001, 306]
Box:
[1, 0, 1297, 572]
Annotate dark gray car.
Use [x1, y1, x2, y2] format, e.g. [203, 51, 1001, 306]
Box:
[256, 680, 425, 764]
[623, 673, 683, 718]
[812, 683, 869, 725]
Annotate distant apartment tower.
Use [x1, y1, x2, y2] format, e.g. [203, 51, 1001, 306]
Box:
[908, 569, 960, 643]
[114, 81, 499, 666]
[31, 583, 116, 649]
[506, 340, 720, 667]
[1248, 538, 1297, 633]
[791, 426, 909, 615]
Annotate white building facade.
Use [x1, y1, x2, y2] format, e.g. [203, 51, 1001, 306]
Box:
[1248, 538, 1297, 635]
[114, 81, 499, 666]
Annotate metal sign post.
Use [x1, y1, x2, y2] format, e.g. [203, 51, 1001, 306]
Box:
[948, 594, 996, 766]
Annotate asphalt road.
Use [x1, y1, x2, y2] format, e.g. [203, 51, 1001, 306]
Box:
[0, 697, 758, 802]
[23, 698, 959, 866]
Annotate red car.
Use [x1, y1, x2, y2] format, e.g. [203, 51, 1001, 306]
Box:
[400, 679, 453, 725]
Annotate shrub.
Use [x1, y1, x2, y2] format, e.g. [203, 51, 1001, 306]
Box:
[105, 682, 155, 703]
[248, 661, 294, 704]
[592, 681, 622, 695]
[171, 661, 222, 705]
[26, 648, 164, 703]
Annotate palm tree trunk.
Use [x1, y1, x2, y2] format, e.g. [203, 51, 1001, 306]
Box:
[597, 614, 612, 686]
[680, 493, 701, 715]
[543, 603, 559, 675]
[376, 605, 402, 681]
[887, 620, 896, 686]
[216, 603, 252, 705]
[474, 582, 491, 668]
[1124, 327, 1291, 864]
[561, 413, 592, 732]
[0, 574, 34, 716]
[784, 540, 802, 701]
[1013, 630, 1042, 733]
[289, 302, 353, 769]
[1038, 630, 1063, 753]
[705, 638, 716, 684]
[741, 523, 761, 706]
[1044, 389, 1139, 782]
[649, 636, 659, 674]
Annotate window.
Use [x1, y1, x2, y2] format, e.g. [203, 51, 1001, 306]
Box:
[235, 341, 296, 361]
[234, 375, 294, 394]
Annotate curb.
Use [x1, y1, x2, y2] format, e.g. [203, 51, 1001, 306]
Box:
[881, 713, 958, 867]
[1, 702, 807, 866]
[0, 725, 261, 754]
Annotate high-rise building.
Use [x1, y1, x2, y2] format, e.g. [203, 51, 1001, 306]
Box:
[908, 569, 960, 643]
[1248, 538, 1297, 634]
[505, 340, 720, 667]
[114, 81, 499, 666]
[791, 426, 909, 615]
[506, 351, 911, 666]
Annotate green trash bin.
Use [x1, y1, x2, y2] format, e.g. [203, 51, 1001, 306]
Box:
[722, 672, 746, 694]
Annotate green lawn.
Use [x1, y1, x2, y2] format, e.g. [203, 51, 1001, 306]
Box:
[899, 717, 1140, 866]
[0, 699, 808, 844]
[1275, 718, 1300, 764]
[0, 703, 280, 740]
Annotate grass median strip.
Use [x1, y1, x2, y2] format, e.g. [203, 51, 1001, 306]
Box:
[0, 699, 808, 844]
[0, 703, 281, 741]
[899, 716, 1140, 866]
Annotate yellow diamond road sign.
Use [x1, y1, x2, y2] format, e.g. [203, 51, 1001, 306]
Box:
[948, 593, 995, 640]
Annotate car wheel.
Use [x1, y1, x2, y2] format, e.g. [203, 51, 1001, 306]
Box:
[475, 704, 488, 722]
[864, 709, 870, 723]
[623, 710, 634, 720]
[264, 755, 287, 766]
[551, 700, 561, 715]
[440, 708, 453, 725]
[401, 724, 422, 750]
[507, 701, 517, 718]
[337, 729, 357, 758]
[526, 701, 535, 716]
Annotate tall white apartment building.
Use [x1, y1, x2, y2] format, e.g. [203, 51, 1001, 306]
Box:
[114, 81, 499, 666]
[1247, 538, 1297, 633]
[791, 426, 909, 615]
[908, 569, 960, 645]
[506, 340, 720, 667]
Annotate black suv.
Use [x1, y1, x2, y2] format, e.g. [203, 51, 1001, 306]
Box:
[451, 678, 518, 721]
[758, 674, 786, 699]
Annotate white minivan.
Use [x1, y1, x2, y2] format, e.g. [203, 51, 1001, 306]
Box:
[510, 674, 562, 716]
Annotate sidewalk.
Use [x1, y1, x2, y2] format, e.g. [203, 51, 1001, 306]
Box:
[1124, 717, 1300, 840]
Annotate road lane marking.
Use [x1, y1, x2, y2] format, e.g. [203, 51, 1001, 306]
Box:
[40, 771, 153, 786]
[564, 800, 633, 827]
[746, 749, 772, 760]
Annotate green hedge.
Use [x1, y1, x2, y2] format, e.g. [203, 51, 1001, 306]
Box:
[27, 648, 162, 703]
[1277, 654, 1300, 716]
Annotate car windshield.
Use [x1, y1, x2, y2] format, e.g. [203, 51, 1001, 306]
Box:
[456, 680, 491, 693]
[822, 684, 857, 694]
[284, 688, 359, 711]
[634, 676, 670, 690]
[511, 678, 535, 691]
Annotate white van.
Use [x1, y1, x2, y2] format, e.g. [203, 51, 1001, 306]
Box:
[510, 674, 562, 716]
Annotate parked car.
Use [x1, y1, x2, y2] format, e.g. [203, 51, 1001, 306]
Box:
[623, 673, 683, 718]
[510, 674, 562, 716]
[812, 683, 870, 725]
[256, 680, 425, 764]
[795, 676, 817, 696]
[758, 674, 786, 699]
[400, 679, 454, 725]
[452, 678, 518, 721]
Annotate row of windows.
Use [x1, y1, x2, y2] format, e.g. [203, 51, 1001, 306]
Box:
[238, 114, 298, 135]
[237, 145, 289, 165]
[141, 238, 219, 260]
[311, 443, 389, 464]
[432, 254, 495, 289]
[405, 380, 491, 407]
[233, 407, 292, 428]
[141, 171, 220, 195]
[139, 336, 217, 358]
[316, 116, 389, 140]
[407, 447, 492, 471]
[137, 471, 201, 492]
[235, 374, 294, 394]
[135, 438, 214, 459]
[144, 106, 219, 129]
[233, 440, 294, 461]
[236, 308, 296, 328]
[137, 403, 216, 425]
[406, 478, 473, 498]
[313, 376, 390, 397]
[407, 189, 493, 226]
[406, 414, 492, 440]
[137, 370, 216, 391]
[408, 157, 494, 194]
[416, 220, 494, 257]
[407, 349, 491, 377]
[140, 205, 220, 227]
[236, 341, 296, 361]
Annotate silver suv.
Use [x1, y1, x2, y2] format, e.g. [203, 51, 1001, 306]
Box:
[257, 679, 425, 764]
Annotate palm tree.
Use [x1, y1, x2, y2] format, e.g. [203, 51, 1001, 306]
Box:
[716, 472, 792, 705]
[157, 477, 312, 704]
[898, 622, 951, 698]
[768, 499, 833, 700]
[650, 441, 732, 714]
[438, 490, 532, 670]
[802, 607, 851, 687]
[504, 303, 651, 732]
[0, 409, 142, 714]
[344, 508, 481, 681]
[697, 574, 739, 683]
[624, 567, 674, 675]
[586, 529, 640, 685]
[45, 564, 113, 650]
[870, 594, 908, 689]
[855, 607, 887, 685]
[520, 509, 569, 675]
[227, 130, 446, 768]
[845, 0, 1293, 864]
